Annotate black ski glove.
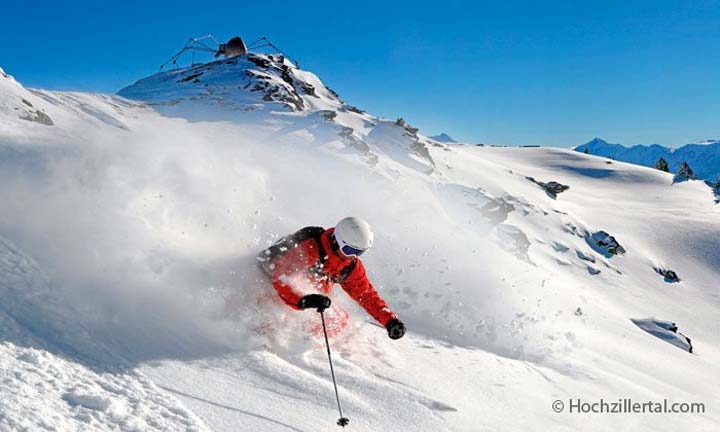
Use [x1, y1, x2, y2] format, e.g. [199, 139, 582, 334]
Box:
[298, 294, 331, 312]
[386, 319, 406, 340]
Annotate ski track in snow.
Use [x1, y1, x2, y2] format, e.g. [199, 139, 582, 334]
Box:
[1, 58, 720, 431]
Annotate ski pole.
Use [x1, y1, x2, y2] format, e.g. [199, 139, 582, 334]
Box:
[320, 310, 350, 427]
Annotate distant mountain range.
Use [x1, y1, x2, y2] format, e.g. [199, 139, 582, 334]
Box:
[575, 138, 720, 181]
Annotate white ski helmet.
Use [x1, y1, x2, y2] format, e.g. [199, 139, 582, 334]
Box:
[334, 217, 374, 257]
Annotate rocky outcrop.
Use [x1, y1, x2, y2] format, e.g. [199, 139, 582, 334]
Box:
[338, 126, 378, 166]
[631, 318, 693, 353]
[654, 267, 680, 283]
[526, 177, 570, 198]
[364, 120, 440, 175]
[17, 103, 54, 126]
[246, 55, 307, 111]
[576, 250, 596, 263]
[118, 53, 342, 113]
[0, 69, 54, 126]
[586, 230, 625, 256]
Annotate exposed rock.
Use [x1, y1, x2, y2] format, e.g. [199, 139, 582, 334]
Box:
[338, 126, 378, 166]
[551, 242, 570, 253]
[119, 53, 344, 114]
[393, 119, 436, 168]
[544, 181, 570, 195]
[18, 109, 54, 126]
[410, 140, 433, 166]
[562, 222, 584, 238]
[654, 267, 680, 283]
[403, 123, 419, 135]
[586, 230, 625, 256]
[321, 110, 337, 121]
[586, 266, 601, 275]
[366, 121, 436, 173]
[246, 55, 272, 69]
[326, 87, 341, 99]
[394, 117, 406, 127]
[297, 81, 317, 97]
[178, 72, 203, 83]
[631, 318, 693, 353]
[526, 177, 570, 198]
[576, 250, 596, 263]
[575, 307, 583, 316]
[343, 105, 364, 114]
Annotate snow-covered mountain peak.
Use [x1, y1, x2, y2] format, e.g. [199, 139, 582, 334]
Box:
[118, 53, 346, 114]
[1, 66, 18, 85]
[0, 65, 55, 127]
[587, 137, 608, 145]
[429, 133, 457, 143]
[117, 53, 447, 174]
[0, 65, 172, 136]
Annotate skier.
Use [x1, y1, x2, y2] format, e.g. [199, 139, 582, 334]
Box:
[257, 217, 405, 339]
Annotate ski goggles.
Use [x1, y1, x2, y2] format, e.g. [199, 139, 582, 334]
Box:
[334, 236, 366, 257]
[340, 243, 365, 257]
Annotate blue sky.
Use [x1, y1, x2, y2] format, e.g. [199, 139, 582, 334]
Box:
[2, 0, 718, 147]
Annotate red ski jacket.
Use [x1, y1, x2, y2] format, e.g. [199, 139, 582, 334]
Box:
[269, 227, 397, 327]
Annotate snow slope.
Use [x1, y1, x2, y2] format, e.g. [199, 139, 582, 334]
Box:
[576, 137, 720, 181]
[1, 57, 719, 431]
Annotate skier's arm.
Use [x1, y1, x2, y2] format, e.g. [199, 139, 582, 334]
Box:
[271, 256, 305, 309]
[340, 261, 397, 327]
